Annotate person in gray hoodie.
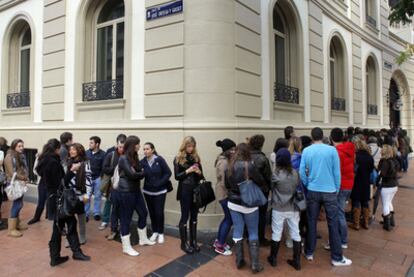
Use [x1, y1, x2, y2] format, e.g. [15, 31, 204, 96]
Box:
[267, 148, 301, 271]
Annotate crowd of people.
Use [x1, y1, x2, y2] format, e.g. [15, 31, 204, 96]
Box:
[0, 125, 407, 272]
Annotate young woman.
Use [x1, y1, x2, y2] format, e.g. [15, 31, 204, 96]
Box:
[225, 143, 266, 274]
[36, 139, 90, 266]
[65, 143, 92, 245]
[174, 136, 204, 254]
[350, 137, 374, 230]
[379, 145, 400, 231]
[4, 139, 29, 237]
[28, 154, 48, 225]
[268, 148, 301, 271]
[117, 136, 154, 257]
[270, 138, 289, 173]
[141, 142, 172, 244]
[213, 139, 236, 256]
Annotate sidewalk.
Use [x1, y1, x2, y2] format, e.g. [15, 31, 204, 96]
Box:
[1, 169, 414, 276]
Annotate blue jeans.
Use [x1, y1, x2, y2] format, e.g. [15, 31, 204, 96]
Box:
[337, 190, 351, 245]
[11, 196, 24, 218]
[217, 199, 233, 245]
[108, 190, 120, 233]
[119, 190, 148, 236]
[230, 208, 259, 242]
[305, 190, 342, 262]
[84, 178, 102, 216]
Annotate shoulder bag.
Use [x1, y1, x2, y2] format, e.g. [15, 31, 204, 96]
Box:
[100, 152, 115, 196]
[238, 162, 267, 208]
[193, 179, 216, 212]
[5, 172, 28, 201]
[56, 182, 82, 219]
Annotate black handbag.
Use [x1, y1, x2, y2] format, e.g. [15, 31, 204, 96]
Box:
[293, 190, 306, 211]
[57, 186, 81, 219]
[193, 180, 216, 212]
[166, 180, 174, 193]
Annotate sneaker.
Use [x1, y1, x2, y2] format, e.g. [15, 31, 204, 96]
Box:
[149, 233, 158, 242]
[158, 234, 165, 244]
[223, 243, 231, 251]
[98, 222, 108, 231]
[214, 246, 232, 256]
[285, 239, 293, 249]
[324, 243, 348, 250]
[332, 256, 352, 266]
[342, 244, 348, 249]
[106, 232, 117, 241]
[213, 239, 231, 251]
[304, 254, 314, 261]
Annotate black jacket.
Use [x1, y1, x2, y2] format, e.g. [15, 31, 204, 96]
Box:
[117, 156, 144, 193]
[250, 150, 272, 194]
[225, 160, 267, 206]
[102, 150, 121, 176]
[351, 150, 374, 202]
[174, 155, 203, 200]
[36, 154, 65, 193]
[379, 158, 399, 188]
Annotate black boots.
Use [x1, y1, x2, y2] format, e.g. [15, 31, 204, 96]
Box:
[189, 222, 200, 252]
[179, 224, 194, 254]
[390, 211, 395, 227]
[287, 241, 301, 271]
[382, 214, 392, 231]
[235, 240, 246, 269]
[50, 256, 69, 267]
[28, 207, 43, 225]
[72, 250, 91, 261]
[248, 240, 263, 274]
[267, 240, 280, 267]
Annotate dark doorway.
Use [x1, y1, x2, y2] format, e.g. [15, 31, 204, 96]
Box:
[389, 78, 401, 128]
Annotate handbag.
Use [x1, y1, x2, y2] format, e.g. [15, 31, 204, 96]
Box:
[166, 180, 174, 193]
[238, 162, 267, 208]
[370, 169, 378, 185]
[193, 179, 216, 212]
[5, 172, 27, 201]
[100, 152, 116, 196]
[293, 190, 306, 211]
[57, 185, 82, 219]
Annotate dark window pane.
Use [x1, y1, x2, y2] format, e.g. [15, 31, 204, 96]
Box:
[275, 35, 285, 85]
[20, 49, 30, 92]
[98, 0, 125, 24]
[116, 22, 124, 80]
[273, 9, 285, 33]
[330, 60, 335, 97]
[97, 25, 113, 81]
[21, 29, 31, 46]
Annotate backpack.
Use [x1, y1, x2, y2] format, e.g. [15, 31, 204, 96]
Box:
[112, 164, 120, 190]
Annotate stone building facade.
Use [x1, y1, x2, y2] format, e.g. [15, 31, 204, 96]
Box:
[0, 0, 413, 229]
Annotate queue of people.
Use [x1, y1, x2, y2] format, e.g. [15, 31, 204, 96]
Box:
[0, 125, 407, 273]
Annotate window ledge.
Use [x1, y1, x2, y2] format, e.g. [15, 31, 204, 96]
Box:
[367, 114, 380, 120]
[364, 22, 379, 34]
[1, 107, 31, 116]
[273, 102, 304, 113]
[76, 98, 126, 111]
[332, 110, 348, 117]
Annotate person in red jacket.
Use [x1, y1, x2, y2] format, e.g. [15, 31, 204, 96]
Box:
[325, 128, 355, 250]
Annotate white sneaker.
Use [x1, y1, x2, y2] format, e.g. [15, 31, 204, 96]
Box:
[324, 243, 348, 250]
[98, 222, 108, 231]
[158, 234, 165, 244]
[149, 232, 158, 242]
[304, 254, 314, 261]
[342, 244, 348, 249]
[285, 238, 293, 249]
[332, 256, 352, 266]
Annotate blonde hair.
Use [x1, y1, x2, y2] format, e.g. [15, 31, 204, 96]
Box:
[176, 136, 200, 165]
[353, 136, 371, 154]
[288, 136, 302, 155]
[381, 145, 396, 159]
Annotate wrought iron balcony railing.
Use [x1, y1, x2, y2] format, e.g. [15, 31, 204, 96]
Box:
[274, 83, 299, 104]
[82, 79, 123, 102]
[332, 97, 346, 111]
[366, 15, 377, 27]
[7, 91, 30, 109]
[367, 104, 378, 115]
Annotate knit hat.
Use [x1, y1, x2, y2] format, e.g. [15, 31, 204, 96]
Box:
[276, 148, 291, 167]
[216, 139, 236, 153]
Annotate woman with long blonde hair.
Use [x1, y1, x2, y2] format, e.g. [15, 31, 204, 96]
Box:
[174, 136, 204, 254]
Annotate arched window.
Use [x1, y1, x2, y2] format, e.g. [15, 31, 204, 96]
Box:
[366, 56, 377, 115]
[272, 1, 300, 105]
[329, 36, 346, 111]
[19, 27, 31, 93]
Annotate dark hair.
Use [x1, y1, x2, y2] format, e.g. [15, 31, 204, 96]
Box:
[10, 139, 24, 152]
[228, 143, 251, 177]
[300, 136, 312, 150]
[346, 127, 354, 136]
[69, 143, 87, 161]
[144, 142, 158, 156]
[249, 135, 265, 151]
[68, 143, 87, 193]
[60, 132, 73, 144]
[124, 136, 140, 167]
[8, 139, 24, 167]
[39, 139, 61, 161]
[354, 127, 362, 135]
[89, 136, 101, 145]
[311, 127, 324, 141]
[362, 128, 370, 138]
[273, 138, 289, 153]
[116, 134, 127, 144]
[284, 126, 294, 140]
[330, 128, 344, 143]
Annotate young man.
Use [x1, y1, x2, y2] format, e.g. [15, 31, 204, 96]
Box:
[299, 127, 352, 266]
[249, 135, 272, 246]
[85, 136, 106, 221]
[59, 132, 73, 172]
[326, 128, 355, 248]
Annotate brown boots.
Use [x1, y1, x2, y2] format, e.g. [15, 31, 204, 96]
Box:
[350, 208, 361, 230]
[8, 218, 23, 238]
[361, 208, 370, 230]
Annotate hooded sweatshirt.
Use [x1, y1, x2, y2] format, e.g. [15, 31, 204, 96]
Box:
[335, 142, 355, 191]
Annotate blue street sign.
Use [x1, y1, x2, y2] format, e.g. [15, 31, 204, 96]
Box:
[146, 0, 183, 21]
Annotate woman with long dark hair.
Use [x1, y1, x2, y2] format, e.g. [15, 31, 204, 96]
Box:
[141, 142, 172, 244]
[36, 139, 90, 266]
[117, 136, 154, 257]
[174, 136, 204, 254]
[4, 139, 28, 237]
[225, 143, 267, 273]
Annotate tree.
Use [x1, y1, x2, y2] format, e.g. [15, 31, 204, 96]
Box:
[389, 0, 414, 64]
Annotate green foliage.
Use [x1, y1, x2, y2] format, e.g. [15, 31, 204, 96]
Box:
[389, 0, 414, 25]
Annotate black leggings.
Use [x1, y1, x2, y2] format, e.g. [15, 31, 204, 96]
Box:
[179, 189, 198, 225]
[49, 216, 81, 260]
[352, 200, 369, 209]
[144, 193, 166, 234]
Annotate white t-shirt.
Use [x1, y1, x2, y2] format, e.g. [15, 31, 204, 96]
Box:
[228, 202, 258, 214]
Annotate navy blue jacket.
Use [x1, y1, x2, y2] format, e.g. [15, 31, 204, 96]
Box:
[86, 149, 106, 179]
[141, 156, 172, 193]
